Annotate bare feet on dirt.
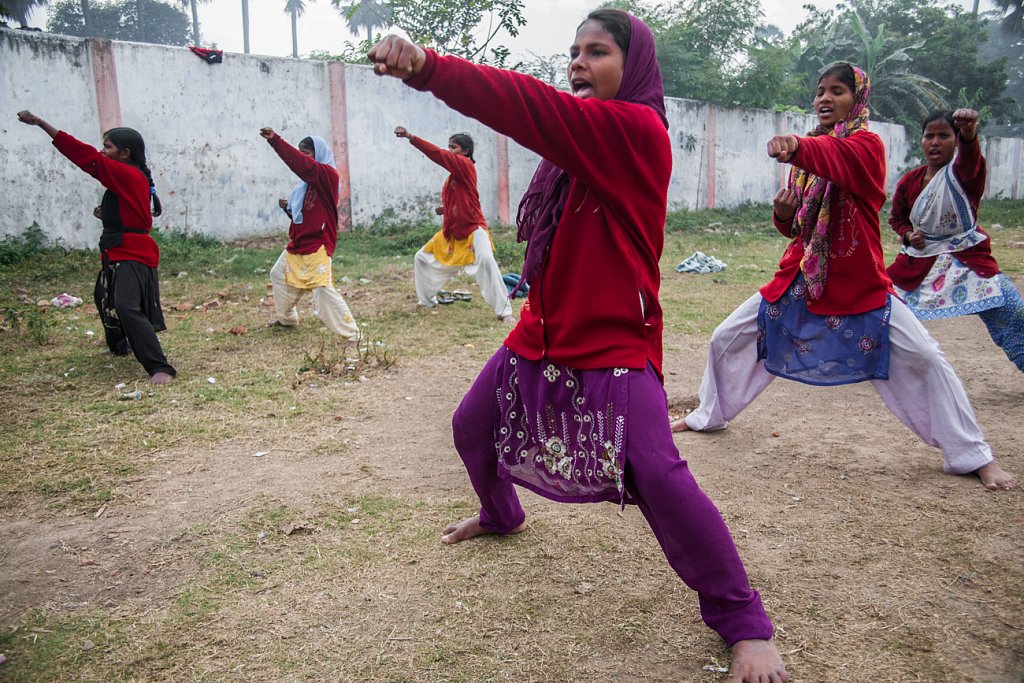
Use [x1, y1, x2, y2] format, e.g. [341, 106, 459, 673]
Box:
[440, 515, 527, 544]
[148, 372, 174, 385]
[670, 417, 691, 432]
[975, 460, 1018, 491]
[727, 639, 789, 683]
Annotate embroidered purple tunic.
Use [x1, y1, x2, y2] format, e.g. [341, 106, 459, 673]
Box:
[493, 348, 629, 504]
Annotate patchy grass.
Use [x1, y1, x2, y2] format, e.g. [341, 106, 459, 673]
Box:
[1, 201, 1023, 682]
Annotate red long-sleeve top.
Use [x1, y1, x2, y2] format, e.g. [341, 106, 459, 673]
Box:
[405, 50, 672, 377]
[52, 130, 159, 267]
[760, 131, 894, 315]
[409, 136, 487, 241]
[268, 134, 340, 257]
[886, 136, 999, 291]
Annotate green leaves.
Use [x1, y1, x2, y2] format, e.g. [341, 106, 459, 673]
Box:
[332, 0, 525, 66]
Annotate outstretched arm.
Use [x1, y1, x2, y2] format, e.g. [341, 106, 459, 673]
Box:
[396, 126, 474, 181]
[260, 126, 331, 188]
[368, 36, 667, 202]
[22, 111, 145, 202]
[17, 110, 58, 139]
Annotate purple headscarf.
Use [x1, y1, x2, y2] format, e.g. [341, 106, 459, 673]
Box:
[515, 12, 667, 287]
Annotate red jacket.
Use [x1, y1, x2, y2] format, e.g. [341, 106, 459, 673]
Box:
[760, 131, 893, 315]
[410, 136, 487, 240]
[53, 131, 160, 267]
[406, 51, 672, 377]
[886, 136, 999, 291]
[269, 135, 340, 257]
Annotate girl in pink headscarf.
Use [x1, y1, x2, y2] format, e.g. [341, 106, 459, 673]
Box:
[369, 9, 789, 682]
[675, 63, 1016, 492]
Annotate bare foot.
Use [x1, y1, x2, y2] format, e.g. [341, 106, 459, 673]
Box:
[266, 319, 284, 328]
[147, 372, 174, 385]
[441, 515, 526, 544]
[975, 460, 1018, 491]
[727, 639, 789, 683]
[670, 417, 691, 432]
[500, 315, 516, 326]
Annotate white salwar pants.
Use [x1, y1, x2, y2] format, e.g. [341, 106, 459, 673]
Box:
[683, 292, 993, 474]
[414, 227, 513, 319]
[269, 251, 359, 340]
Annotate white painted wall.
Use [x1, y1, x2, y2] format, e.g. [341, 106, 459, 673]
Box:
[2, 28, 1021, 248]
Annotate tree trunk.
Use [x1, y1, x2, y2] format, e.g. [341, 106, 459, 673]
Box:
[241, 0, 250, 53]
[80, 0, 91, 31]
[291, 8, 298, 58]
[190, 0, 200, 45]
[136, 0, 144, 41]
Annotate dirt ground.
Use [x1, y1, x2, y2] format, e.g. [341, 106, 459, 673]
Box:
[1, 312, 1022, 682]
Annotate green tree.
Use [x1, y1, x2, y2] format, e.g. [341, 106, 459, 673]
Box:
[993, 0, 1023, 35]
[175, 0, 208, 45]
[599, 0, 768, 106]
[47, 0, 190, 45]
[0, 0, 46, 24]
[338, 0, 391, 41]
[792, 0, 1016, 127]
[328, 0, 525, 66]
[517, 51, 570, 90]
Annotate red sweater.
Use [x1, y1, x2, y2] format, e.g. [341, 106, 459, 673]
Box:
[269, 135, 340, 257]
[406, 51, 672, 376]
[886, 136, 999, 291]
[760, 131, 893, 315]
[410, 136, 487, 240]
[53, 131, 159, 267]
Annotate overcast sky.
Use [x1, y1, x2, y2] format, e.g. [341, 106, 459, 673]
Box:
[26, 0, 999, 61]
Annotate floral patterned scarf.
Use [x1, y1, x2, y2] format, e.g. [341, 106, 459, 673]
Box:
[791, 65, 871, 301]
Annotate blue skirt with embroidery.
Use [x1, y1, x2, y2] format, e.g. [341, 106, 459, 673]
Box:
[757, 275, 891, 386]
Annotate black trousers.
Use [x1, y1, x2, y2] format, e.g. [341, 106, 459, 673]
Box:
[94, 260, 176, 377]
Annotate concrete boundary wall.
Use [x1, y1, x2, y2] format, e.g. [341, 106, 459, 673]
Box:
[3, 28, 1022, 247]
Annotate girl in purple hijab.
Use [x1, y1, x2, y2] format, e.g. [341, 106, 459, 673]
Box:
[369, 10, 788, 681]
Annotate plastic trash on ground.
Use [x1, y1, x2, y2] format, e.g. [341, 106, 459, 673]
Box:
[676, 251, 728, 274]
[50, 293, 83, 308]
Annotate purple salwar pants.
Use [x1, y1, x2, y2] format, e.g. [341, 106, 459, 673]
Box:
[452, 348, 774, 646]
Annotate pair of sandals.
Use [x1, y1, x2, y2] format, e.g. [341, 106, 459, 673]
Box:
[436, 290, 472, 305]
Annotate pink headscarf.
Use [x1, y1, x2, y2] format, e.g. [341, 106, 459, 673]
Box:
[791, 63, 872, 301]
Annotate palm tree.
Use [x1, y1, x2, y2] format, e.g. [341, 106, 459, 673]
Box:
[176, 0, 206, 45]
[0, 0, 46, 24]
[284, 0, 309, 58]
[337, 0, 391, 42]
[241, 0, 249, 52]
[796, 11, 949, 125]
[993, 0, 1023, 35]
